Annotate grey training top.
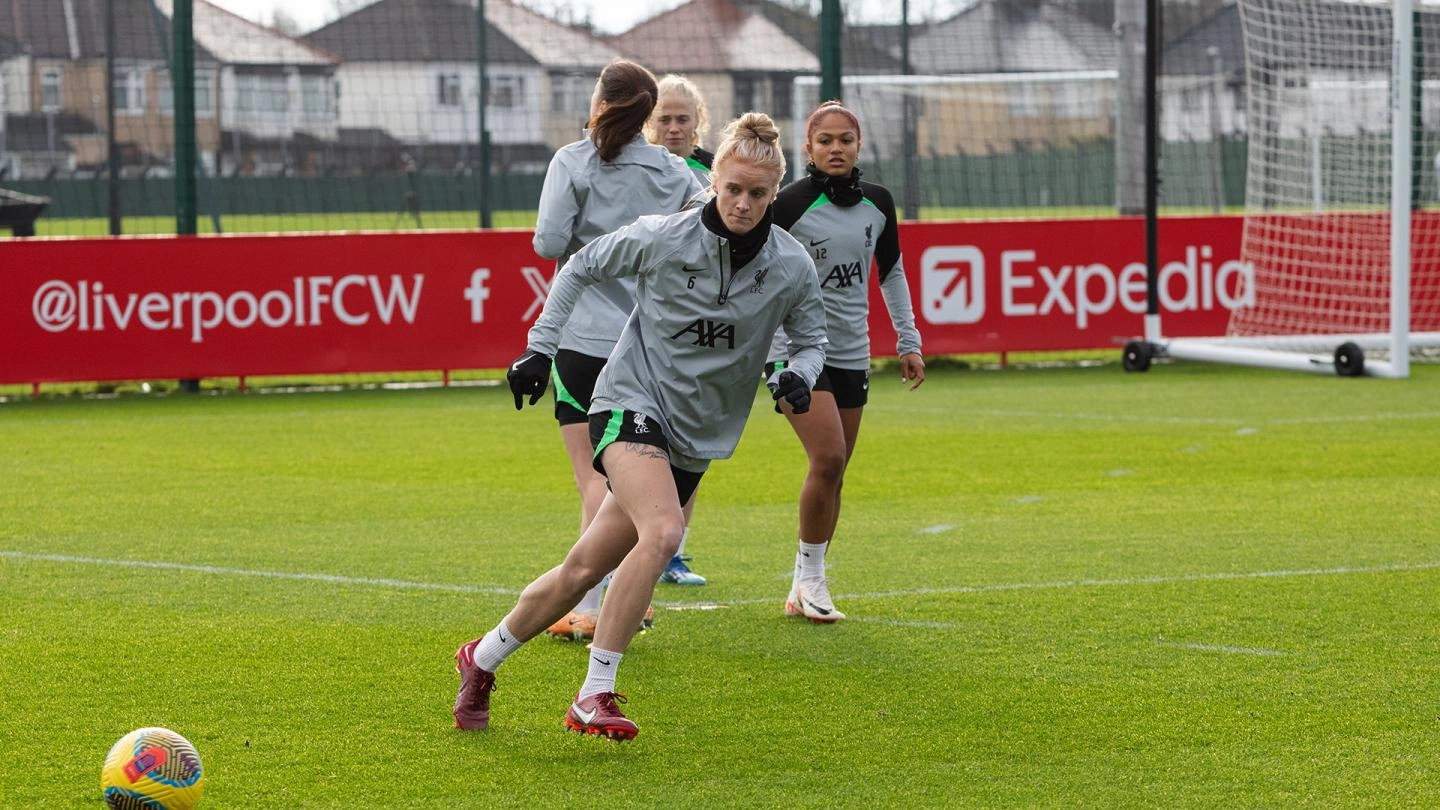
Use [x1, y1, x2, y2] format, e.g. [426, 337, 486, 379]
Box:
[526, 206, 827, 470]
[532, 132, 704, 358]
[767, 177, 922, 369]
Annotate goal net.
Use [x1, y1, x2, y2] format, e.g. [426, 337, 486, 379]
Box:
[1161, 0, 1440, 377]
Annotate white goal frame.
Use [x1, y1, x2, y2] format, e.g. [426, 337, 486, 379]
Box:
[1149, 0, 1440, 378]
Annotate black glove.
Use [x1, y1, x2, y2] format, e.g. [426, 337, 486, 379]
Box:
[506, 350, 552, 410]
[769, 370, 811, 415]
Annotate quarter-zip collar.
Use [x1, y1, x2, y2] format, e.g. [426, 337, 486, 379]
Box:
[806, 163, 864, 207]
[701, 197, 772, 272]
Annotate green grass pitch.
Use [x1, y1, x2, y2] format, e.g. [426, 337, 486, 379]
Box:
[2, 360, 1438, 807]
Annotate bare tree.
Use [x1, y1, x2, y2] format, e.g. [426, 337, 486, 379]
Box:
[330, 0, 378, 19]
[269, 8, 303, 35]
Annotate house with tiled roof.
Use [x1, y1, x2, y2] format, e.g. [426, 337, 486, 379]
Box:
[306, 0, 623, 169]
[152, 0, 339, 176]
[908, 0, 1116, 74]
[609, 0, 823, 153]
[1160, 0, 1244, 143]
[0, 0, 338, 179]
[478, 0, 627, 149]
[879, 0, 1121, 156]
[0, 0, 223, 176]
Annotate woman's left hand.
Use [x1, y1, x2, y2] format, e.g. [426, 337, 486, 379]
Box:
[900, 353, 926, 391]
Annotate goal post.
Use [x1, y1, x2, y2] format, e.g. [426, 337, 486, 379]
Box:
[1137, 0, 1440, 378]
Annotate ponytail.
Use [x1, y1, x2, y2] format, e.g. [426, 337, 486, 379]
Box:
[589, 60, 659, 162]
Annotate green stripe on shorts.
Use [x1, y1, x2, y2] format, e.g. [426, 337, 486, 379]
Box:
[552, 364, 583, 412]
[593, 409, 625, 462]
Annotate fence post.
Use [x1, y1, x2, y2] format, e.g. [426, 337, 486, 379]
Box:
[900, 0, 920, 220]
[106, 0, 122, 234]
[477, 0, 492, 229]
[819, 0, 842, 102]
[172, 0, 197, 235]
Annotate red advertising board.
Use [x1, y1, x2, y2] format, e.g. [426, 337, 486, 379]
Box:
[888, 215, 1246, 355]
[0, 217, 1245, 385]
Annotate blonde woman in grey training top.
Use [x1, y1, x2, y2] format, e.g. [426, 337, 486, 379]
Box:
[453, 112, 827, 741]
[530, 60, 703, 643]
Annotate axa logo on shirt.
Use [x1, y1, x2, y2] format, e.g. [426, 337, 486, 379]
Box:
[919, 245, 1255, 328]
[31, 274, 424, 343]
[671, 318, 735, 348]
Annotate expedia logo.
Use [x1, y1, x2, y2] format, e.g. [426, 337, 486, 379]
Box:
[921, 246, 985, 324]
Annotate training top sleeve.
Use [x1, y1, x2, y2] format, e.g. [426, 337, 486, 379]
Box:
[532, 150, 581, 260]
[865, 183, 923, 358]
[770, 180, 820, 233]
[526, 217, 657, 355]
[772, 255, 828, 390]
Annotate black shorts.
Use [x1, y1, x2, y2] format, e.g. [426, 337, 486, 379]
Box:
[588, 409, 704, 505]
[763, 362, 870, 409]
[552, 349, 607, 426]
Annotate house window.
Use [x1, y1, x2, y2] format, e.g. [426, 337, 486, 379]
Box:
[112, 68, 146, 114]
[733, 76, 757, 113]
[550, 74, 590, 115]
[236, 74, 288, 113]
[41, 68, 62, 111]
[196, 71, 215, 117]
[1007, 84, 1041, 118]
[158, 70, 216, 117]
[489, 76, 522, 109]
[302, 75, 332, 114]
[773, 76, 793, 120]
[438, 73, 462, 107]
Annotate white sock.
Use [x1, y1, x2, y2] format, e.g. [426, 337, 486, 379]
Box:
[577, 647, 623, 700]
[576, 580, 604, 614]
[472, 618, 524, 672]
[675, 526, 689, 557]
[796, 540, 828, 582]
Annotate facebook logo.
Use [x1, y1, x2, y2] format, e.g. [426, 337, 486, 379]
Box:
[465, 269, 490, 323]
[921, 246, 985, 324]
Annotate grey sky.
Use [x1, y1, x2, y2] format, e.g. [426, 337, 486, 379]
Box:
[207, 0, 970, 35]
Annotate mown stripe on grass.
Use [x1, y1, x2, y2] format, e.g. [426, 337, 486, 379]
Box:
[0, 550, 520, 596]
[1155, 638, 1288, 656]
[6, 552, 1434, 612]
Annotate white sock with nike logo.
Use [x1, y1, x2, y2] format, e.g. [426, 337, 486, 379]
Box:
[796, 540, 828, 582]
[577, 580, 604, 614]
[577, 647, 623, 700]
[473, 619, 523, 672]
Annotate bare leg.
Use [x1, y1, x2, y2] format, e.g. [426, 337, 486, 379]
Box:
[589, 443, 686, 654]
[560, 422, 608, 531]
[501, 494, 639, 641]
[783, 391, 849, 543]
